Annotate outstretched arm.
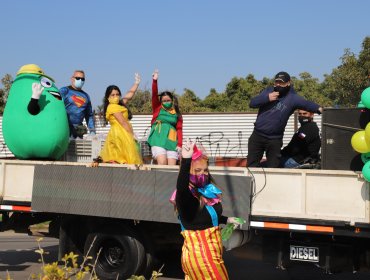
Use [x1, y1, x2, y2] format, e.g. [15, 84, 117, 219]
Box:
[176, 140, 200, 221]
[122, 73, 141, 105]
[152, 69, 161, 109]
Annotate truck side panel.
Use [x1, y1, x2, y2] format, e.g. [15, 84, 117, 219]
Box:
[31, 164, 252, 226]
[0, 161, 34, 203]
[249, 168, 369, 224]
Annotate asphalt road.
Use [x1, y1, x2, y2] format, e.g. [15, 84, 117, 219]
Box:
[1, 231, 370, 280]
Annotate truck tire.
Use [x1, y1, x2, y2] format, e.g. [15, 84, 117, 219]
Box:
[84, 227, 146, 280]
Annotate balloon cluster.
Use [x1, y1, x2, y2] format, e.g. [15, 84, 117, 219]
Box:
[353, 87, 370, 181]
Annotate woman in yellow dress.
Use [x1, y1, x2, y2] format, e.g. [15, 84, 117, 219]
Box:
[93, 75, 142, 165]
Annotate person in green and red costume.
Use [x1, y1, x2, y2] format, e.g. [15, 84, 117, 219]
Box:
[147, 70, 183, 165]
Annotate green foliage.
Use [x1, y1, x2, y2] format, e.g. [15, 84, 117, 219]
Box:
[202, 89, 228, 112]
[178, 88, 206, 112]
[5, 36, 369, 114]
[26, 237, 97, 280]
[129, 89, 152, 114]
[0, 74, 13, 114]
[321, 37, 370, 107]
[293, 72, 333, 107]
[1, 237, 164, 280]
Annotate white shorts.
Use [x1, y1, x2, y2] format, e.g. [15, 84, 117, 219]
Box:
[151, 146, 179, 160]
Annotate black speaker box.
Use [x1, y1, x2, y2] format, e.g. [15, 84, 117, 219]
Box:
[321, 108, 370, 171]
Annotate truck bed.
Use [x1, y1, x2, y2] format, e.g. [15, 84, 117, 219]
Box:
[0, 160, 368, 229]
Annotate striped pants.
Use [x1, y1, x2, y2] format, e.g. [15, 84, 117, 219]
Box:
[181, 226, 229, 280]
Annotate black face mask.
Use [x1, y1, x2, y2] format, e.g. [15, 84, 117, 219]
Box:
[274, 85, 290, 95]
[298, 116, 312, 125]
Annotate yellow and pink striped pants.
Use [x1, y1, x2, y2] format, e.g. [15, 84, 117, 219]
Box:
[181, 226, 229, 280]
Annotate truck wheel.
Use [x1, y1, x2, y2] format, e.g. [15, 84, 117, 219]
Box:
[84, 228, 146, 280]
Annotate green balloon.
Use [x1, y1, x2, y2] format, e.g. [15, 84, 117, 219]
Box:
[3, 68, 69, 159]
[362, 161, 370, 182]
[361, 152, 370, 163]
[358, 100, 366, 108]
[360, 87, 370, 109]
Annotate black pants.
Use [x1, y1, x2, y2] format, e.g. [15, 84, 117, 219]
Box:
[247, 131, 283, 168]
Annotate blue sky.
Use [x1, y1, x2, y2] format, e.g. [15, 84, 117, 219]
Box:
[1, 0, 369, 109]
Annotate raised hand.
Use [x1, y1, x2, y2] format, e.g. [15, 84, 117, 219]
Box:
[31, 83, 44, 99]
[152, 69, 159, 81]
[182, 138, 195, 159]
[134, 73, 141, 85]
[269, 91, 279, 101]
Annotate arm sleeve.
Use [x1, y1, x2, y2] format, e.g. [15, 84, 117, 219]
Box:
[27, 98, 40, 115]
[249, 88, 271, 108]
[176, 158, 199, 221]
[220, 215, 228, 225]
[59, 87, 68, 99]
[107, 104, 125, 115]
[85, 97, 96, 132]
[302, 125, 321, 158]
[152, 79, 161, 110]
[295, 96, 321, 114]
[176, 116, 183, 147]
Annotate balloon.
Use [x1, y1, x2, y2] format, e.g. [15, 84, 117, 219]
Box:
[362, 161, 370, 182]
[351, 131, 370, 153]
[361, 152, 370, 164]
[365, 123, 370, 143]
[360, 87, 370, 109]
[357, 100, 366, 108]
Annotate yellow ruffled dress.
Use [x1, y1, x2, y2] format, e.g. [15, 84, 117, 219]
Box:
[100, 104, 142, 164]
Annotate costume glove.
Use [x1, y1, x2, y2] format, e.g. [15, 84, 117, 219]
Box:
[31, 83, 44, 99]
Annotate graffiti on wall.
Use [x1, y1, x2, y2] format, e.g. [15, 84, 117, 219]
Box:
[195, 131, 248, 158]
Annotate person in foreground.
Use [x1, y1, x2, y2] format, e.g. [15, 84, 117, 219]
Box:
[147, 69, 183, 165]
[172, 139, 243, 279]
[247, 71, 323, 168]
[92, 74, 142, 166]
[280, 109, 321, 168]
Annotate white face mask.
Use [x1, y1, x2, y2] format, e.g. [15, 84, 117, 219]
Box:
[74, 79, 85, 89]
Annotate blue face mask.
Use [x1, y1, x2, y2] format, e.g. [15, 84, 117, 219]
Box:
[74, 79, 85, 89]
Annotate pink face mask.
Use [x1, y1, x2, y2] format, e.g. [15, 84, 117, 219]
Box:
[189, 174, 208, 188]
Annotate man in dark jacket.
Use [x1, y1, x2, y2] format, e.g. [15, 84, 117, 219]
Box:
[280, 110, 321, 168]
[247, 71, 322, 168]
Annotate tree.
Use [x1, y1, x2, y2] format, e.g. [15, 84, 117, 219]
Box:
[293, 72, 332, 107]
[129, 89, 151, 113]
[0, 74, 13, 114]
[202, 88, 228, 111]
[358, 36, 370, 85]
[224, 74, 267, 112]
[321, 37, 370, 107]
[178, 88, 206, 112]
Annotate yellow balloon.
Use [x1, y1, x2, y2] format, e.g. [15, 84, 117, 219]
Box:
[351, 130, 370, 153]
[365, 123, 370, 142]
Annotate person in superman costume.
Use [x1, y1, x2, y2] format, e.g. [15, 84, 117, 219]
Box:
[59, 69, 95, 138]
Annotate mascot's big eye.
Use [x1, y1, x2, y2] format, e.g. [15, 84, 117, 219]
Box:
[40, 77, 53, 88]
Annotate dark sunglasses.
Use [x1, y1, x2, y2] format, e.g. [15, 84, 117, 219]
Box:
[74, 77, 85, 81]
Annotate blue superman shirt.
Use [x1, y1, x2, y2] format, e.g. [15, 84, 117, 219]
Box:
[59, 86, 95, 133]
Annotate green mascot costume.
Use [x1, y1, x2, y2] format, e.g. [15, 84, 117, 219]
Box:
[3, 64, 69, 159]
